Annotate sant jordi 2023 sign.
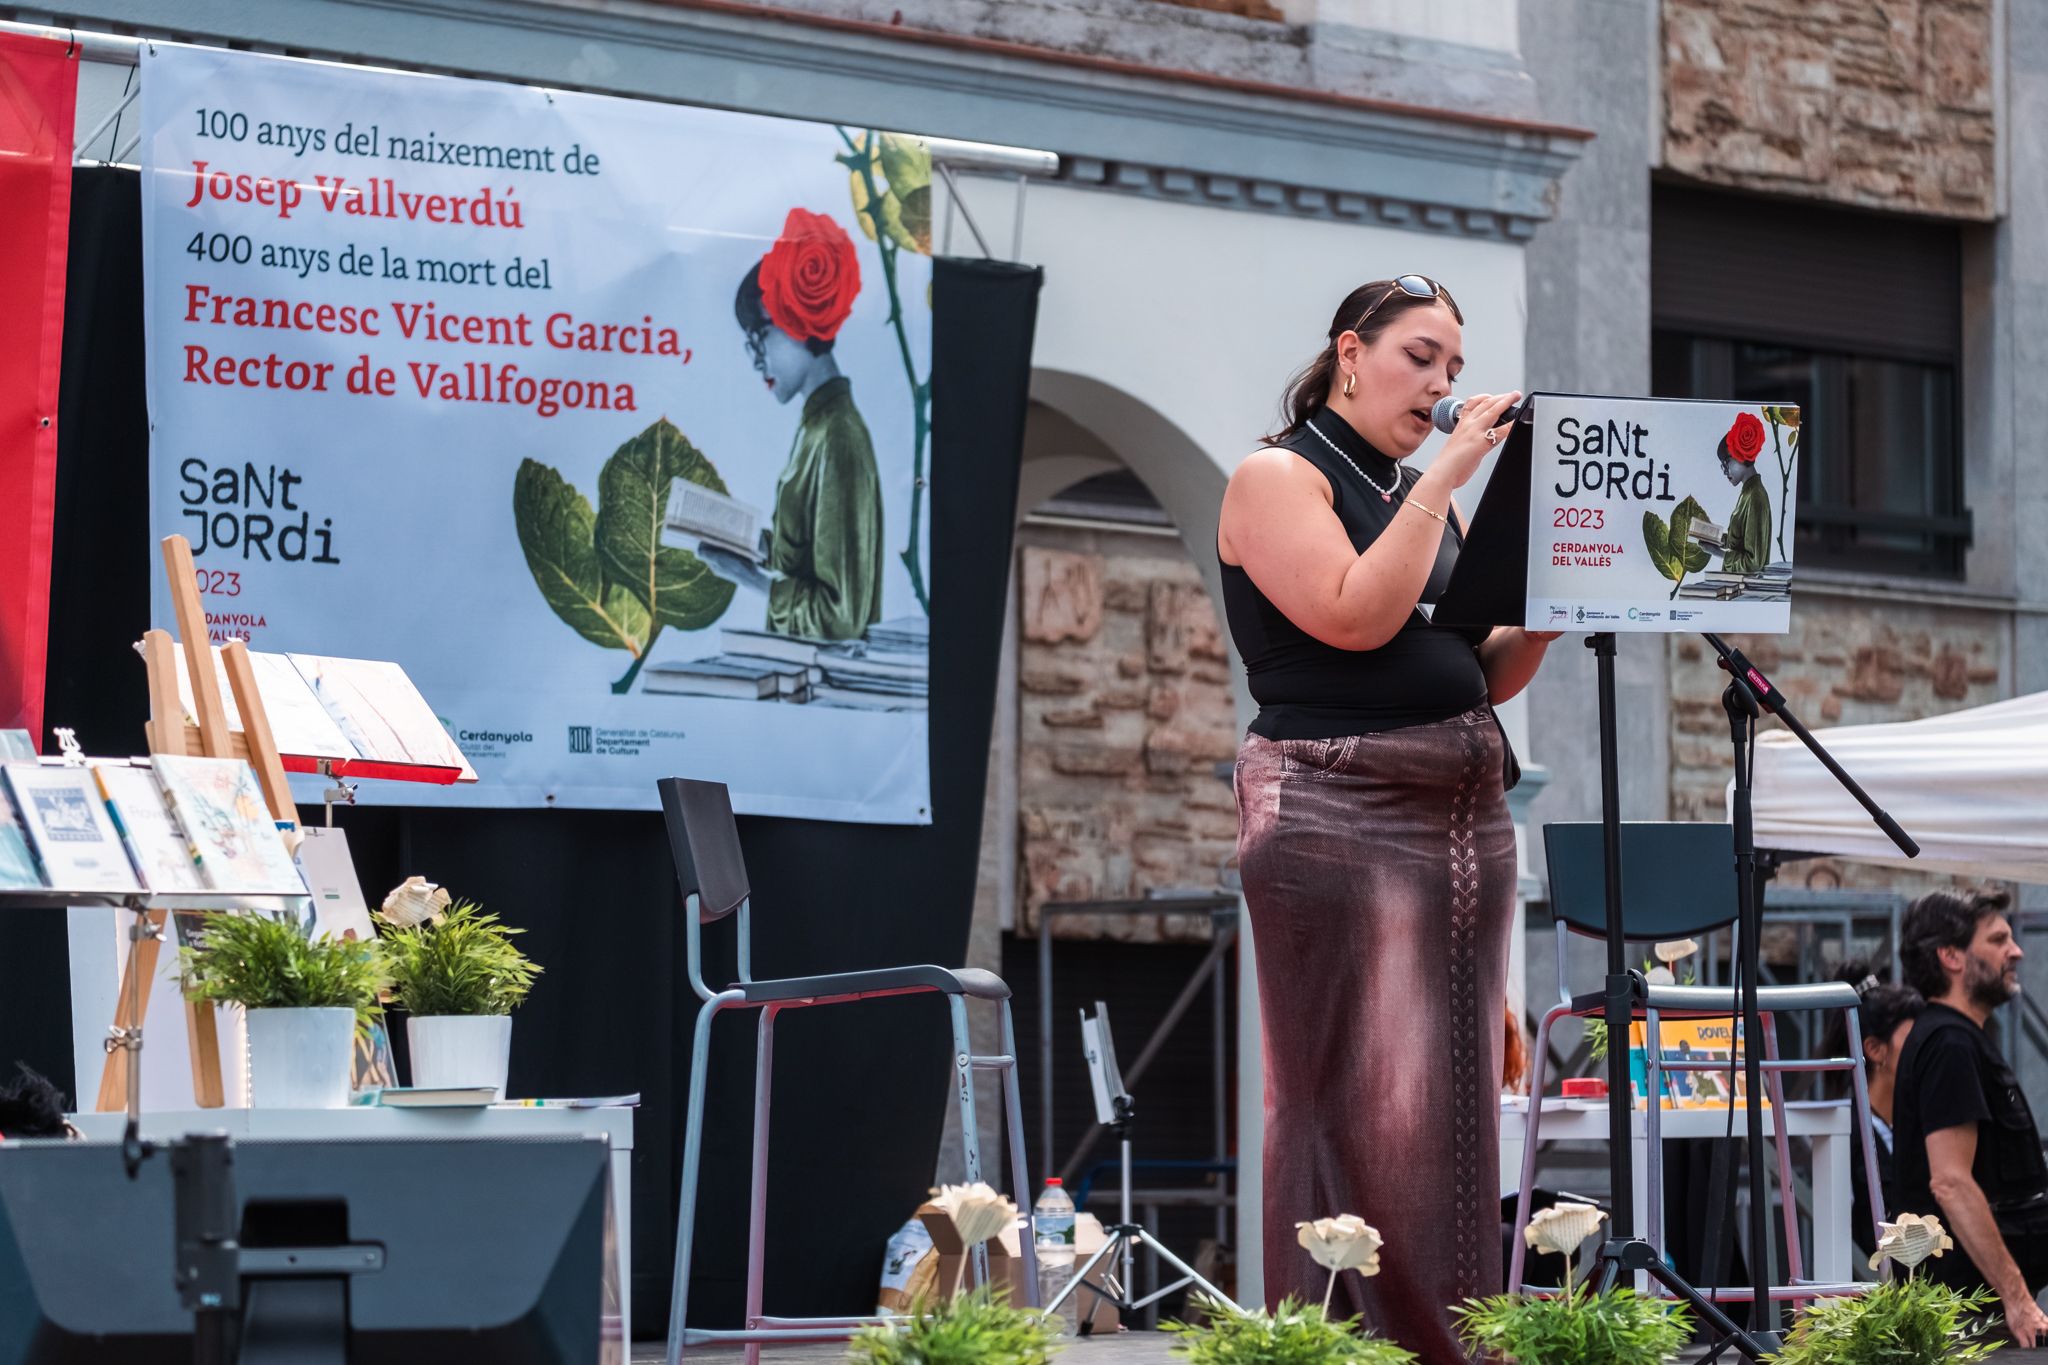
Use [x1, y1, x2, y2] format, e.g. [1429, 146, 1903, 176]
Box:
[139, 44, 939, 822]
[1521, 395, 1800, 634]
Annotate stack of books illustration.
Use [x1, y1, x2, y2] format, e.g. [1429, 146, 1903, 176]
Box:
[1677, 562, 1793, 602]
[641, 615, 929, 710]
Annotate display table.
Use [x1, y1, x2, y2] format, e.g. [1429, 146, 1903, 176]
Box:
[1501, 1097, 1854, 1290]
[69, 1103, 634, 1337]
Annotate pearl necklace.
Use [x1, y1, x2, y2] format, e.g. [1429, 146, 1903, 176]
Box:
[1305, 415, 1398, 502]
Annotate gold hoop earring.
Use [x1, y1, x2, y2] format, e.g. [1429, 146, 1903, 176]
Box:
[1342, 371, 1356, 399]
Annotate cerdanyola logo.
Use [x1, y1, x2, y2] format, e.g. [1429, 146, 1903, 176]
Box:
[568, 726, 593, 754]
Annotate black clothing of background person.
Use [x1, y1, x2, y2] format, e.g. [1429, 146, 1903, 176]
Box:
[1893, 1002, 2048, 1294]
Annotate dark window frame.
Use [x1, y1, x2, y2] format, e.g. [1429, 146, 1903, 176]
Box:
[1651, 183, 1971, 580]
[1652, 326, 1968, 579]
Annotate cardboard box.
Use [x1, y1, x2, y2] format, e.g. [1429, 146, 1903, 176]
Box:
[911, 1204, 1119, 1332]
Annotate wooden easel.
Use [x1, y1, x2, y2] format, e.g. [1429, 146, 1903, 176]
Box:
[94, 534, 300, 1112]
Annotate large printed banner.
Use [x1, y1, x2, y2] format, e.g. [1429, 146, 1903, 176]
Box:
[140, 46, 937, 821]
[0, 33, 78, 743]
[1522, 395, 1800, 634]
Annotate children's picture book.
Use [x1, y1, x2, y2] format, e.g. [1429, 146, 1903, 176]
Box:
[287, 654, 469, 772]
[0, 783, 46, 889]
[171, 648, 471, 779]
[173, 647, 357, 761]
[93, 762, 207, 893]
[1629, 1016, 1749, 1109]
[2, 763, 141, 892]
[150, 755, 306, 895]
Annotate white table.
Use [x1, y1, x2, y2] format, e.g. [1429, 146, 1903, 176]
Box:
[1501, 1098, 1853, 1290]
[71, 1104, 634, 1338]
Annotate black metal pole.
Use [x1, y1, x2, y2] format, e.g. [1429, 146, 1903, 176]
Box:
[1722, 676, 1778, 1342]
[1586, 634, 1768, 1361]
[171, 1133, 241, 1365]
[1591, 633, 1635, 1243]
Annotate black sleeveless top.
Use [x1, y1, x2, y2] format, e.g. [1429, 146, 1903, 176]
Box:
[1220, 409, 1490, 740]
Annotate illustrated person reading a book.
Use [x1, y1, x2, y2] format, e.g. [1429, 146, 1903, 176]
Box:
[1713, 412, 1772, 576]
[718, 208, 885, 642]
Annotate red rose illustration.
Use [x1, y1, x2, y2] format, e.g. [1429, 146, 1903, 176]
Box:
[758, 208, 862, 344]
[1723, 412, 1766, 463]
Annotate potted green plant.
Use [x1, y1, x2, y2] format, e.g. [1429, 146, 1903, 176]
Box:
[1454, 1203, 1692, 1365]
[378, 894, 540, 1100]
[1767, 1213, 2001, 1364]
[180, 910, 385, 1109]
[1162, 1216, 1415, 1365]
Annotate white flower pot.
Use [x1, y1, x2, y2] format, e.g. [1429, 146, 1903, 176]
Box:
[407, 1014, 513, 1100]
[244, 1007, 355, 1109]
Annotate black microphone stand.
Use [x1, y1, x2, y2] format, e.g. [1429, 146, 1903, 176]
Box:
[1700, 631, 1918, 1344]
[1582, 633, 1769, 1358]
[1581, 631, 1919, 1360]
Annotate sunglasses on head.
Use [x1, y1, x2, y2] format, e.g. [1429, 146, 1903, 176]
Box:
[1353, 274, 1462, 331]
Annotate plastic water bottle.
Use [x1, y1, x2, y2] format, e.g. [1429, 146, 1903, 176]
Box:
[1033, 1178, 1077, 1313]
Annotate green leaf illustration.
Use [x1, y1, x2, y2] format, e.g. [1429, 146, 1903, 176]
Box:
[513, 459, 654, 655]
[878, 133, 931, 200]
[593, 417, 737, 632]
[896, 185, 931, 255]
[1668, 496, 1712, 572]
[1642, 510, 1679, 580]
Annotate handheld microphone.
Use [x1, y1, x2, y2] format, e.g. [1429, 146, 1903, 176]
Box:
[1431, 394, 1527, 435]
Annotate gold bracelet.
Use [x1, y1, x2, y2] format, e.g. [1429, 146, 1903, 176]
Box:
[1405, 498, 1448, 526]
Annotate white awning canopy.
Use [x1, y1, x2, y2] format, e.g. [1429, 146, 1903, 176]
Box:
[1747, 691, 2048, 884]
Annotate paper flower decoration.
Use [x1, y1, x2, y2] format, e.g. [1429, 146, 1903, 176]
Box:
[928, 1182, 1018, 1249]
[1296, 1215, 1384, 1276]
[1297, 1214, 1384, 1310]
[1653, 940, 1699, 965]
[380, 876, 450, 928]
[1869, 1212, 1954, 1273]
[1526, 1203, 1607, 1261]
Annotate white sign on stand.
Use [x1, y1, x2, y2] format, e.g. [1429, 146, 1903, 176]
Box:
[1518, 395, 1799, 634]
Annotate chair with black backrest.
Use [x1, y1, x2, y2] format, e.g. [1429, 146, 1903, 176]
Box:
[1507, 821, 1883, 1303]
[660, 777, 1035, 1365]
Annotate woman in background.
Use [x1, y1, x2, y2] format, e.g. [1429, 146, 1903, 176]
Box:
[1824, 964, 1927, 1261]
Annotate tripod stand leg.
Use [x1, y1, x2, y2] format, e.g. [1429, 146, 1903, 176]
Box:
[1127, 1229, 1238, 1312]
[1041, 1233, 1123, 1319]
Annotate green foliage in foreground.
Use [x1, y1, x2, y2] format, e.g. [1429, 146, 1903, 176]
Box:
[1454, 1284, 1691, 1365]
[1164, 1295, 1417, 1365]
[849, 1286, 1062, 1365]
[1766, 1277, 2002, 1365]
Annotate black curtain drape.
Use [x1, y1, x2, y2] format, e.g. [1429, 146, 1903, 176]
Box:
[6, 166, 1041, 1340]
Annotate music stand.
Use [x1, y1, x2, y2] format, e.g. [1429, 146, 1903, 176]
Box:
[1435, 392, 1915, 1355]
[1042, 1002, 1237, 1331]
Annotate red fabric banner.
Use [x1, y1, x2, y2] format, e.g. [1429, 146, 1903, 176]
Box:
[0, 34, 77, 745]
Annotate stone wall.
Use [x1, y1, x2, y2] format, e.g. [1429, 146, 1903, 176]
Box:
[1662, 0, 1997, 219]
[1012, 531, 1241, 942]
[1666, 594, 2006, 893]
[680, 0, 1544, 121]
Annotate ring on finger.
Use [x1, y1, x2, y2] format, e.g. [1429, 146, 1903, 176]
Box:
[1484, 428, 1499, 445]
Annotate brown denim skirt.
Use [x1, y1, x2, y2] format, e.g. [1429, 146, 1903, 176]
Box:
[1235, 706, 1517, 1364]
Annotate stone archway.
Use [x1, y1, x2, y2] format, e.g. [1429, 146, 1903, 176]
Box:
[986, 370, 1265, 1300]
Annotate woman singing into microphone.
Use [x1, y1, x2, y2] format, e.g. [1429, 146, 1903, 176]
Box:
[1219, 277, 1557, 1359]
